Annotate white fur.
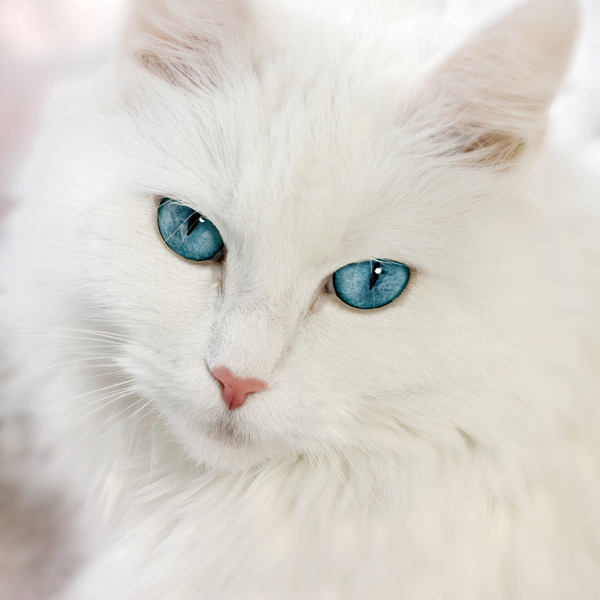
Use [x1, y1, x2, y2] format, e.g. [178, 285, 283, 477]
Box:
[3, 0, 600, 598]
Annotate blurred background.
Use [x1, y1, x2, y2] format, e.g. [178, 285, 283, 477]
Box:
[0, 4, 126, 597]
[0, 0, 126, 218]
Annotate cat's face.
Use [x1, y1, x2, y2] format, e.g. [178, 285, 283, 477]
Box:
[16, 0, 576, 472]
[87, 80, 498, 470]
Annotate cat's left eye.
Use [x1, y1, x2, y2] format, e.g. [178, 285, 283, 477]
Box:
[157, 198, 224, 261]
[328, 259, 410, 309]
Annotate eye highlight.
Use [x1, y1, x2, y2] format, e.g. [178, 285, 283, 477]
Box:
[157, 199, 224, 261]
[332, 260, 409, 309]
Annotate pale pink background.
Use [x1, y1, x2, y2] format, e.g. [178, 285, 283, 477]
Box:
[0, 10, 125, 593]
[0, 0, 126, 214]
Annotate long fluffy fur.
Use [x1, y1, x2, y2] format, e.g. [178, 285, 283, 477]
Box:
[3, 0, 600, 598]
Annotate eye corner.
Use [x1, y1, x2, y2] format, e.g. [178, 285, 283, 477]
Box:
[324, 274, 336, 295]
[209, 247, 225, 263]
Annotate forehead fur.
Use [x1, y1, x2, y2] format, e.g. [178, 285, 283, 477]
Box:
[85, 0, 574, 325]
[111, 19, 496, 275]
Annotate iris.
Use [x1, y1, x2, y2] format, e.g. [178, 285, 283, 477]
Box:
[333, 260, 409, 309]
[157, 199, 223, 261]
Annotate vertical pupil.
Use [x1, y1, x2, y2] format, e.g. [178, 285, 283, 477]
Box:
[187, 212, 201, 236]
[369, 261, 383, 290]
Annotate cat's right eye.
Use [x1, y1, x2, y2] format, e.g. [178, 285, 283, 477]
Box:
[157, 198, 224, 261]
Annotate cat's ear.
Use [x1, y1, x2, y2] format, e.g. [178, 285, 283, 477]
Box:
[123, 0, 252, 86]
[421, 0, 577, 169]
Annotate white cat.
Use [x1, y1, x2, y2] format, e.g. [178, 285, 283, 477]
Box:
[3, 0, 600, 598]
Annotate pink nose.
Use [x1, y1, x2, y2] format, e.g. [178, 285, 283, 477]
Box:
[211, 366, 268, 410]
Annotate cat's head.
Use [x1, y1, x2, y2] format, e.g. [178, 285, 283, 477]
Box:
[25, 0, 578, 472]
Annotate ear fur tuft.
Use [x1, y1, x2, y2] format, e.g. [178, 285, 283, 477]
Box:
[462, 131, 526, 168]
[422, 0, 578, 169]
[124, 0, 251, 87]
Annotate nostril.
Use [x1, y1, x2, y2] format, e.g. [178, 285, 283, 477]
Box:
[210, 366, 268, 410]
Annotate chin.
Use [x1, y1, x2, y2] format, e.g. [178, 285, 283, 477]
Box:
[167, 412, 284, 472]
[193, 435, 281, 472]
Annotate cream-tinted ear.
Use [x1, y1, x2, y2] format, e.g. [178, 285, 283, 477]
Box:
[422, 0, 578, 168]
[123, 0, 251, 86]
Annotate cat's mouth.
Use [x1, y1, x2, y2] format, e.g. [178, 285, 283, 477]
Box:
[204, 415, 247, 446]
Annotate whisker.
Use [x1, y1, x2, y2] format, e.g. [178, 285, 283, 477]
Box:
[50, 379, 135, 410]
[62, 388, 137, 430]
[25, 355, 120, 376]
[69, 370, 128, 384]
[326, 452, 372, 535]
[10, 335, 123, 348]
[338, 448, 402, 543]
[80, 396, 151, 452]
[8, 325, 128, 343]
[313, 452, 343, 520]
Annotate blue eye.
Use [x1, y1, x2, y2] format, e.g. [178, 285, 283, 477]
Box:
[332, 260, 409, 309]
[157, 199, 223, 261]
